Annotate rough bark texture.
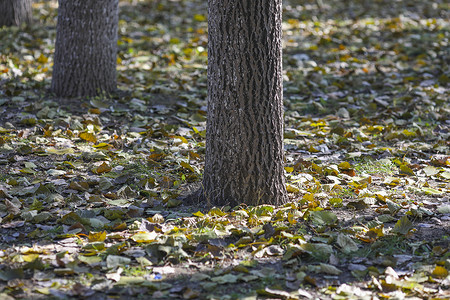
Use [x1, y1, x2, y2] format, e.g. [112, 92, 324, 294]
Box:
[0, 0, 32, 27]
[51, 0, 118, 97]
[200, 0, 288, 207]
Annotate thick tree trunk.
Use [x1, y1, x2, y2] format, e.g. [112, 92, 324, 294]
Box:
[0, 0, 32, 27]
[51, 0, 118, 98]
[200, 0, 288, 207]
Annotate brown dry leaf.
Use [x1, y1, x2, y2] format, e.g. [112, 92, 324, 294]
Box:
[4, 199, 20, 215]
[93, 162, 112, 174]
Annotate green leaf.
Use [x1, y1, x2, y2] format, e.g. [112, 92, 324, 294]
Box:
[106, 255, 131, 269]
[437, 205, 450, 214]
[300, 243, 334, 261]
[399, 164, 415, 176]
[78, 255, 102, 266]
[392, 216, 413, 235]
[309, 211, 338, 225]
[319, 263, 342, 275]
[211, 274, 239, 284]
[336, 234, 359, 254]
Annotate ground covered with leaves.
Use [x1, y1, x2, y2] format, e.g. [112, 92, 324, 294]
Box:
[0, 0, 449, 299]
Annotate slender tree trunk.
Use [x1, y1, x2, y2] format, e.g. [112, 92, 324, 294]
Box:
[199, 0, 288, 207]
[0, 0, 32, 27]
[51, 0, 118, 98]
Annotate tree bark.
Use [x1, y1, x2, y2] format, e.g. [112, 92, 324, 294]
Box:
[0, 0, 32, 27]
[51, 0, 118, 98]
[199, 0, 288, 207]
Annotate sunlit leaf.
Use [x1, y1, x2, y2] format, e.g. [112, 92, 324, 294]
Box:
[422, 165, 440, 176]
[421, 187, 443, 195]
[285, 166, 294, 173]
[399, 164, 415, 176]
[432, 266, 448, 278]
[79, 132, 97, 143]
[88, 231, 107, 243]
[338, 162, 352, 170]
[130, 231, 158, 243]
[45, 147, 75, 155]
[286, 184, 300, 193]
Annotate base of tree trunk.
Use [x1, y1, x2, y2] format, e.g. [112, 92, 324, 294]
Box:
[181, 188, 205, 206]
[182, 186, 287, 209]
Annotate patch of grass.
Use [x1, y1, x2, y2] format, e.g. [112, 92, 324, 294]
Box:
[122, 266, 152, 277]
[331, 187, 357, 200]
[354, 158, 397, 175]
[370, 235, 412, 256]
[0, 174, 7, 182]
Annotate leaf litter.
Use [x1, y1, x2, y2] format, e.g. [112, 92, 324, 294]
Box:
[0, 0, 449, 299]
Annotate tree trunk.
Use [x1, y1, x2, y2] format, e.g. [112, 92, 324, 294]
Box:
[200, 0, 288, 207]
[0, 0, 32, 27]
[51, 0, 118, 98]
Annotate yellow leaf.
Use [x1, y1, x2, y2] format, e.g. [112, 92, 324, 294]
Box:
[22, 254, 39, 262]
[88, 231, 107, 243]
[37, 53, 48, 64]
[303, 193, 315, 202]
[35, 288, 50, 295]
[384, 177, 400, 186]
[45, 147, 75, 155]
[308, 145, 320, 153]
[171, 135, 188, 144]
[368, 225, 385, 237]
[208, 207, 227, 216]
[131, 231, 158, 243]
[193, 14, 206, 22]
[399, 164, 415, 176]
[79, 132, 97, 143]
[232, 265, 249, 273]
[286, 184, 299, 193]
[432, 266, 448, 278]
[338, 161, 352, 170]
[192, 211, 204, 217]
[180, 161, 195, 173]
[284, 167, 294, 173]
[93, 143, 111, 149]
[421, 187, 443, 195]
[288, 213, 297, 225]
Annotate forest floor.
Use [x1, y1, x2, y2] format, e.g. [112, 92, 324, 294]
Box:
[0, 0, 449, 299]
